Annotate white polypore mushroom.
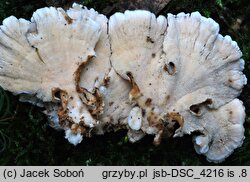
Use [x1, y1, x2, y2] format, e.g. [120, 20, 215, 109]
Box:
[109, 10, 169, 144]
[0, 4, 247, 163]
[67, 4, 133, 135]
[96, 68, 132, 134]
[68, 4, 111, 93]
[192, 99, 245, 162]
[164, 12, 247, 162]
[109, 10, 246, 161]
[0, 6, 102, 144]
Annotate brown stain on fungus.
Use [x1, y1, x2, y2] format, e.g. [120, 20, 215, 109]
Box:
[74, 55, 94, 92]
[57, 90, 68, 114]
[55, 55, 103, 126]
[165, 112, 184, 127]
[55, 90, 75, 128]
[89, 88, 104, 116]
[78, 87, 104, 118]
[144, 111, 166, 146]
[153, 130, 163, 146]
[145, 98, 152, 106]
[64, 14, 73, 24]
[126, 71, 141, 100]
[164, 62, 176, 75]
[79, 88, 96, 106]
[71, 123, 86, 134]
[147, 111, 161, 126]
[74, 54, 104, 117]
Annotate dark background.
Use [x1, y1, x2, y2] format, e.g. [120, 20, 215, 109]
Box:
[0, 0, 250, 165]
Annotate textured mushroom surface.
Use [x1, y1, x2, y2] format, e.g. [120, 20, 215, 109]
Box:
[0, 5, 102, 144]
[0, 4, 247, 163]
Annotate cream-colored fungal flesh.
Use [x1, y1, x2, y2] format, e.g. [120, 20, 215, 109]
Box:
[0, 6, 101, 143]
[0, 4, 246, 163]
[109, 11, 246, 161]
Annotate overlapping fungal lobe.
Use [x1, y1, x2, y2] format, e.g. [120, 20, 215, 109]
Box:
[163, 12, 246, 162]
[192, 99, 245, 162]
[109, 10, 174, 144]
[67, 4, 133, 135]
[0, 6, 102, 144]
[109, 10, 246, 161]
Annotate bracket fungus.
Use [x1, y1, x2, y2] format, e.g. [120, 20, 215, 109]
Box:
[0, 3, 247, 163]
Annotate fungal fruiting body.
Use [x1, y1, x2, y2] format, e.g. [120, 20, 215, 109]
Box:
[0, 3, 247, 163]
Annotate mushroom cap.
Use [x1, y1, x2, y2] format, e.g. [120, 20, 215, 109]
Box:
[0, 7, 101, 101]
[192, 99, 245, 162]
[0, 5, 246, 163]
[109, 11, 246, 161]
